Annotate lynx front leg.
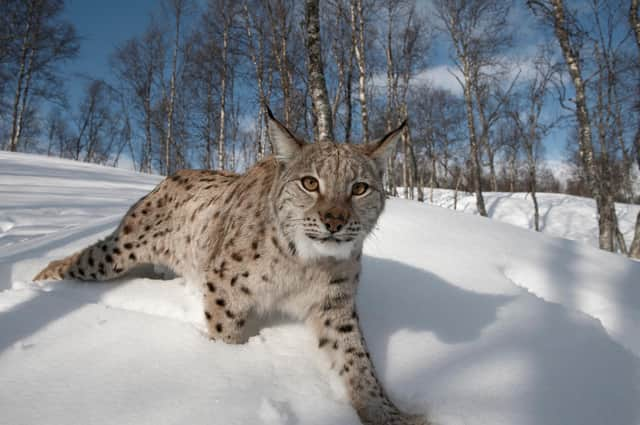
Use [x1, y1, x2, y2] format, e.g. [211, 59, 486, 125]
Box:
[308, 295, 428, 425]
[202, 272, 253, 344]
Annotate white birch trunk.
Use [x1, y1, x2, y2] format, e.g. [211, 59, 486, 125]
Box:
[305, 0, 334, 142]
[217, 21, 229, 170]
[166, 4, 181, 175]
[350, 0, 369, 143]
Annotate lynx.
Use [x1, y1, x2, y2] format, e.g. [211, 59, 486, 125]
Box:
[34, 109, 428, 425]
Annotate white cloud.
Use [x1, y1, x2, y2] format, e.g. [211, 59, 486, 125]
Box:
[413, 56, 545, 95]
[411, 65, 464, 95]
[370, 45, 558, 98]
[370, 64, 464, 95]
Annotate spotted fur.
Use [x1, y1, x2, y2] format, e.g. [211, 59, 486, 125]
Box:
[33, 110, 427, 425]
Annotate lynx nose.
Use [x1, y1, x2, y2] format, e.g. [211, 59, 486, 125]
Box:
[321, 207, 350, 234]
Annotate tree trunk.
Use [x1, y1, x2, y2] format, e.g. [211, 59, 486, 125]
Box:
[402, 115, 420, 201]
[305, 0, 334, 142]
[218, 21, 229, 170]
[243, 4, 269, 160]
[509, 152, 517, 193]
[473, 77, 497, 194]
[205, 71, 214, 169]
[528, 160, 540, 232]
[350, 0, 369, 143]
[267, 3, 292, 128]
[453, 171, 463, 211]
[383, 8, 395, 195]
[402, 132, 409, 199]
[629, 212, 640, 259]
[387, 156, 398, 196]
[597, 196, 616, 251]
[345, 58, 353, 143]
[486, 144, 498, 192]
[548, 0, 614, 251]
[462, 63, 487, 216]
[627, 0, 640, 258]
[532, 190, 540, 232]
[428, 147, 437, 203]
[256, 106, 264, 161]
[525, 121, 540, 231]
[166, 4, 181, 175]
[329, 7, 345, 131]
[75, 97, 95, 161]
[262, 65, 275, 154]
[9, 2, 35, 152]
[12, 43, 37, 153]
[143, 81, 153, 173]
[409, 140, 423, 201]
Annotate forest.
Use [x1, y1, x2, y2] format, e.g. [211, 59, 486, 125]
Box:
[1, 0, 640, 257]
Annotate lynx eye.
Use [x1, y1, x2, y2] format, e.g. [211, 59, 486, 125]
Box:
[301, 176, 319, 192]
[351, 182, 369, 196]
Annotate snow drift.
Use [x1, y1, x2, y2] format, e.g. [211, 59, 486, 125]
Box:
[1, 151, 639, 425]
[416, 188, 640, 249]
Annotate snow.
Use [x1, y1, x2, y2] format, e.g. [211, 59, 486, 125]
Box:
[417, 188, 640, 249]
[1, 151, 639, 425]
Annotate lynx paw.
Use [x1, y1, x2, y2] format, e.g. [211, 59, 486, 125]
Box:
[386, 413, 429, 425]
[360, 411, 429, 425]
[33, 260, 67, 281]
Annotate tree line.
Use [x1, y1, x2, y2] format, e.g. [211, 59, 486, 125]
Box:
[1, 0, 640, 258]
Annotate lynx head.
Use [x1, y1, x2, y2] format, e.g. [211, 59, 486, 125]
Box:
[267, 108, 405, 261]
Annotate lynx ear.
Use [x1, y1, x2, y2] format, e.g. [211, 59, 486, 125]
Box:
[364, 120, 407, 169]
[266, 106, 303, 162]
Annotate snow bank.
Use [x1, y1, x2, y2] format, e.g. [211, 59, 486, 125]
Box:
[416, 188, 640, 249]
[1, 152, 639, 425]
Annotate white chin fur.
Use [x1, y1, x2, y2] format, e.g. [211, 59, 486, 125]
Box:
[295, 233, 355, 261]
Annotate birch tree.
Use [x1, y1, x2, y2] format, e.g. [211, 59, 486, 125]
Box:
[383, 0, 429, 199]
[472, 67, 518, 193]
[6, 0, 78, 152]
[434, 0, 512, 217]
[218, 4, 232, 170]
[163, 0, 190, 175]
[413, 86, 466, 203]
[508, 47, 559, 231]
[266, 0, 297, 128]
[111, 21, 166, 173]
[628, 0, 640, 258]
[326, 0, 355, 143]
[186, 20, 220, 169]
[398, 5, 428, 201]
[305, 0, 335, 142]
[243, 0, 273, 159]
[349, 0, 370, 142]
[529, 0, 627, 252]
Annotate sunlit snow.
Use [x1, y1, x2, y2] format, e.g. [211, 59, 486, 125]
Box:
[1, 151, 639, 425]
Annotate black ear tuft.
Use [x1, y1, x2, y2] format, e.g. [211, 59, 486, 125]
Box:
[265, 104, 276, 120]
[265, 105, 304, 162]
[364, 120, 407, 168]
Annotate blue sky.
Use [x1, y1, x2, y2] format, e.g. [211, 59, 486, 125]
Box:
[58, 0, 569, 161]
[61, 0, 159, 104]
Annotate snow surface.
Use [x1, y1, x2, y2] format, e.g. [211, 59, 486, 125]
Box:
[416, 188, 640, 249]
[1, 151, 639, 425]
